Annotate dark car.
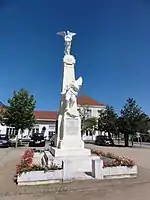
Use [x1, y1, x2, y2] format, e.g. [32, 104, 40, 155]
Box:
[95, 135, 114, 146]
[29, 133, 45, 147]
[0, 134, 10, 148]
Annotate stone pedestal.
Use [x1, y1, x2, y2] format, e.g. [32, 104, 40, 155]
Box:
[50, 146, 92, 172]
[59, 116, 84, 149]
[50, 146, 91, 157]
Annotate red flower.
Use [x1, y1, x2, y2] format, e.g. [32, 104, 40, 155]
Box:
[16, 149, 35, 174]
[103, 161, 107, 168]
[91, 148, 135, 168]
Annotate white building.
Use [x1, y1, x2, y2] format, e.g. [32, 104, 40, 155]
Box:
[77, 95, 106, 141]
[0, 95, 105, 140]
[0, 110, 57, 140]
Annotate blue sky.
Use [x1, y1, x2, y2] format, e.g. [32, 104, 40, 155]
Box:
[0, 0, 150, 114]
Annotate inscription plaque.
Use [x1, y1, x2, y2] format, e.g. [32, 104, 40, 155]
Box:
[65, 118, 79, 135]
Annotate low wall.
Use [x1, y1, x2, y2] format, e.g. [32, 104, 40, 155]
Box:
[17, 170, 63, 186]
[103, 165, 137, 179]
[92, 158, 138, 180]
[17, 151, 138, 186]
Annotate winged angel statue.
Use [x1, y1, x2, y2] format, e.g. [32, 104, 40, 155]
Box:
[61, 77, 83, 117]
[57, 30, 76, 55]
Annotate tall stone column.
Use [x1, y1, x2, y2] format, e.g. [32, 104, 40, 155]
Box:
[56, 54, 84, 150]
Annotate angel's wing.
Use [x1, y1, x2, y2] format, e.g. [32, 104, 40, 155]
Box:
[70, 32, 76, 37]
[67, 31, 76, 37]
[76, 77, 83, 86]
[56, 31, 66, 38]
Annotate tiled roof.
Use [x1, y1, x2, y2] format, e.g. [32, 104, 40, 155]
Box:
[0, 95, 104, 120]
[34, 110, 57, 120]
[77, 95, 104, 106]
[0, 109, 58, 120]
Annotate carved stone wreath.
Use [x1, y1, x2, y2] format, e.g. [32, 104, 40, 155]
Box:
[63, 55, 76, 65]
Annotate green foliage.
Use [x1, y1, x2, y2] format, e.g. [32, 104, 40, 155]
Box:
[1, 89, 36, 132]
[84, 117, 98, 131]
[78, 105, 90, 131]
[98, 105, 118, 137]
[118, 98, 149, 134]
[118, 98, 149, 146]
[78, 105, 98, 133]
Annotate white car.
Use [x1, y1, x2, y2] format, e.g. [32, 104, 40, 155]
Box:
[21, 135, 31, 143]
[9, 136, 21, 147]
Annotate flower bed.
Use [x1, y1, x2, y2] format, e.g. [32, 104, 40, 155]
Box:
[16, 149, 61, 176]
[91, 149, 137, 179]
[91, 149, 135, 168]
[16, 149, 64, 185]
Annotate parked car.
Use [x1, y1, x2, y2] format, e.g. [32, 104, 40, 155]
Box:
[9, 136, 22, 147]
[0, 134, 10, 147]
[21, 135, 31, 143]
[95, 135, 114, 146]
[29, 133, 45, 147]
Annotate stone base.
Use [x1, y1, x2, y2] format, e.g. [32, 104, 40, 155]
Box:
[50, 146, 91, 157]
[49, 147, 92, 172]
[59, 136, 84, 149]
[17, 170, 63, 186]
[17, 170, 93, 186]
[62, 156, 94, 172]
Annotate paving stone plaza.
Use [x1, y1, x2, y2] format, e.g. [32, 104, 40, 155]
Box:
[0, 145, 150, 200]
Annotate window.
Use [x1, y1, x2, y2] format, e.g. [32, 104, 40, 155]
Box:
[89, 131, 92, 136]
[32, 128, 39, 134]
[6, 127, 16, 137]
[49, 131, 55, 139]
[86, 130, 88, 136]
[49, 122, 55, 128]
[36, 128, 39, 133]
[31, 125, 39, 134]
[87, 109, 91, 118]
[49, 131, 55, 136]
[97, 110, 101, 114]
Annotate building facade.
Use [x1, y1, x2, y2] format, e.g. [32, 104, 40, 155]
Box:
[0, 95, 105, 140]
[77, 95, 105, 140]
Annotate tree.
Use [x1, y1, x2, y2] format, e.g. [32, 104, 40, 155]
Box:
[98, 105, 118, 138]
[118, 98, 149, 147]
[84, 117, 98, 131]
[78, 104, 90, 133]
[1, 89, 36, 147]
[78, 105, 98, 138]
